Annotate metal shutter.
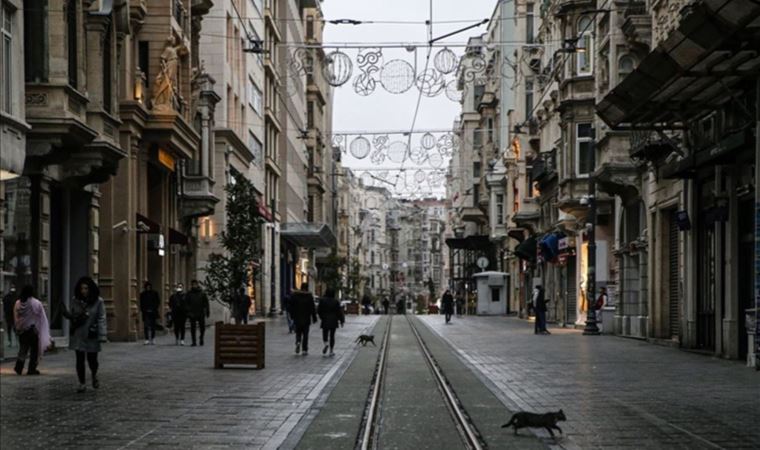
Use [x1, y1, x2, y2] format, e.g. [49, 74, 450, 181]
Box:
[668, 210, 680, 338]
[567, 258, 577, 324]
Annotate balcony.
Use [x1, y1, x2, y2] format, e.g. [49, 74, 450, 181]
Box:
[629, 129, 680, 161]
[181, 172, 218, 218]
[512, 198, 540, 233]
[24, 84, 126, 185]
[622, 1, 652, 50]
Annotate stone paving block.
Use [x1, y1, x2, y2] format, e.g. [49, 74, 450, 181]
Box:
[418, 315, 760, 449]
[1, 315, 378, 450]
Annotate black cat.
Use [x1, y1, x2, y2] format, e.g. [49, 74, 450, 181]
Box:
[355, 334, 376, 346]
[501, 410, 566, 438]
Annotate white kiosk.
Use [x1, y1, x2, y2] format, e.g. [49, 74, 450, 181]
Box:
[473, 271, 508, 315]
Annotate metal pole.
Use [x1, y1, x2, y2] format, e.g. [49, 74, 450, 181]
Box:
[584, 128, 600, 335]
[754, 78, 760, 369]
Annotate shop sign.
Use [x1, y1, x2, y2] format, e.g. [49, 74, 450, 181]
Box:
[257, 202, 273, 222]
[158, 148, 175, 171]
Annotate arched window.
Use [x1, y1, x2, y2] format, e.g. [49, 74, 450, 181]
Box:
[618, 55, 635, 80]
[576, 16, 594, 75]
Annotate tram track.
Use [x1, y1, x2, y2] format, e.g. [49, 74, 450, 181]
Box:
[357, 315, 486, 450]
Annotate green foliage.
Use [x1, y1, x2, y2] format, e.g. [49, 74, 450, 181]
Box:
[202, 172, 263, 306]
[318, 251, 347, 294]
[346, 258, 363, 299]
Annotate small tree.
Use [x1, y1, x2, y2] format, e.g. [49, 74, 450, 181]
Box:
[317, 250, 347, 295]
[346, 257, 363, 300]
[202, 172, 263, 313]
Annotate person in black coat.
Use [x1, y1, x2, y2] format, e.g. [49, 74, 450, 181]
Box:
[382, 297, 390, 315]
[168, 283, 187, 345]
[289, 283, 317, 355]
[441, 290, 454, 324]
[185, 280, 210, 346]
[533, 285, 550, 335]
[139, 281, 160, 345]
[2, 283, 17, 347]
[361, 294, 372, 315]
[318, 288, 345, 357]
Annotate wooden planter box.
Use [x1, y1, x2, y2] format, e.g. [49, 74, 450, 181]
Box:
[214, 321, 265, 369]
[428, 305, 439, 314]
[345, 303, 360, 315]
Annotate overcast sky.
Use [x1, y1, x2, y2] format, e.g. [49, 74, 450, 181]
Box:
[321, 0, 498, 197]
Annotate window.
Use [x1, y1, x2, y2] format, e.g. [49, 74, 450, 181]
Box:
[24, 0, 47, 82]
[576, 123, 594, 176]
[307, 101, 314, 128]
[67, 0, 77, 87]
[307, 195, 314, 222]
[473, 128, 482, 147]
[306, 16, 314, 40]
[226, 14, 232, 63]
[249, 132, 262, 165]
[487, 118, 493, 142]
[526, 3, 535, 43]
[473, 161, 481, 178]
[103, 22, 112, 112]
[249, 77, 262, 115]
[577, 17, 594, 75]
[138, 41, 149, 86]
[1, 3, 12, 113]
[525, 79, 534, 119]
[618, 55, 635, 80]
[496, 194, 504, 225]
[473, 184, 480, 207]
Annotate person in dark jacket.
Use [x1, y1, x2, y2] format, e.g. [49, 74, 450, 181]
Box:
[441, 290, 455, 324]
[382, 297, 390, 315]
[455, 292, 465, 316]
[361, 294, 372, 315]
[3, 283, 17, 347]
[169, 283, 187, 345]
[185, 279, 210, 346]
[62, 277, 107, 393]
[235, 288, 251, 324]
[318, 288, 345, 357]
[289, 283, 317, 355]
[139, 281, 160, 345]
[533, 285, 550, 335]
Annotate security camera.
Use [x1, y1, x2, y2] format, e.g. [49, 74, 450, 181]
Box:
[137, 221, 151, 232]
[112, 220, 129, 233]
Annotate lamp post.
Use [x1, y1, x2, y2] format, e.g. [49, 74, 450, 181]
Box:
[268, 198, 277, 317]
[583, 128, 600, 335]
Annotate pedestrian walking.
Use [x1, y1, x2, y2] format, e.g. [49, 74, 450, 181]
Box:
[361, 294, 372, 315]
[533, 285, 550, 335]
[62, 277, 107, 393]
[13, 285, 50, 376]
[139, 281, 160, 345]
[455, 292, 464, 316]
[595, 287, 608, 331]
[185, 279, 210, 346]
[318, 288, 344, 357]
[169, 283, 187, 345]
[441, 290, 454, 324]
[290, 283, 317, 355]
[382, 296, 390, 315]
[283, 291, 295, 333]
[3, 282, 17, 347]
[234, 288, 251, 324]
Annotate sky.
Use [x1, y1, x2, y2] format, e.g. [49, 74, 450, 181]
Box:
[320, 0, 499, 198]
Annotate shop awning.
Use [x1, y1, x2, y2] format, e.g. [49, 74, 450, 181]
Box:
[136, 213, 161, 234]
[445, 235, 493, 251]
[514, 236, 537, 262]
[169, 228, 189, 246]
[281, 222, 336, 248]
[597, 0, 760, 128]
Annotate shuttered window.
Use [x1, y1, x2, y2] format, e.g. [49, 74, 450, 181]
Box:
[668, 210, 680, 338]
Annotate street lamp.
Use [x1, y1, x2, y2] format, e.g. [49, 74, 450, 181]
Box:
[583, 129, 600, 336]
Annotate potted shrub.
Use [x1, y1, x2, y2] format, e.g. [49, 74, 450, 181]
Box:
[203, 172, 265, 369]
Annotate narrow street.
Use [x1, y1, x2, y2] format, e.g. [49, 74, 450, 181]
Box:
[3, 315, 757, 449]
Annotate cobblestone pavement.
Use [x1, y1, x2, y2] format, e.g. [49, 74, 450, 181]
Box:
[0, 315, 379, 450]
[418, 315, 760, 449]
